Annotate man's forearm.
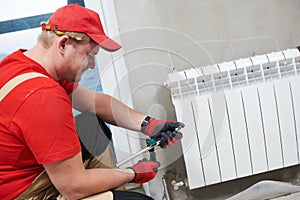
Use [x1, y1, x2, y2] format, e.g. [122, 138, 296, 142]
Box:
[71, 85, 146, 132]
[62, 168, 134, 200]
[94, 92, 146, 132]
[45, 153, 135, 200]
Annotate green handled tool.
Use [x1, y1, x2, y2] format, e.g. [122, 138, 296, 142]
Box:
[116, 126, 182, 167]
[116, 138, 160, 167]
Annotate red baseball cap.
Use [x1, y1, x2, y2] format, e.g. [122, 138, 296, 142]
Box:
[42, 4, 121, 52]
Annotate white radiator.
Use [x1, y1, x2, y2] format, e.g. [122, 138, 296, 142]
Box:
[166, 48, 300, 189]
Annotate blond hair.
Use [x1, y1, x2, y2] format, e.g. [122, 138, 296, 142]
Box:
[38, 31, 94, 49]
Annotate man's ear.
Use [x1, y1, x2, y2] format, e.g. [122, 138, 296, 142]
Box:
[58, 36, 69, 54]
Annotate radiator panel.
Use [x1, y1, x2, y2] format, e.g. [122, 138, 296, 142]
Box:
[175, 99, 205, 188]
[225, 90, 252, 178]
[289, 77, 300, 162]
[209, 93, 236, 182]
[258, 83, 283, 170]
[194, 96, 221, 186]
[274, 79, 298, 167]
[167, 48, 300, 189]
[241, 85, 268, 174]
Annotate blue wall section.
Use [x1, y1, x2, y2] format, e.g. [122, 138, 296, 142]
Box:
[0, 13, 52, 34]
[0, 0, 85, 34]
[68, 0, 85, 7]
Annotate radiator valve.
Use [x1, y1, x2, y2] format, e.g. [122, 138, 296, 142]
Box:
[171, 180, 185, 190]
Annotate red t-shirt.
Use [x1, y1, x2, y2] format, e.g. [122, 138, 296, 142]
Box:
[0, 50, 82, 199]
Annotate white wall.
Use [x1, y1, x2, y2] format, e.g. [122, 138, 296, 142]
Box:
[110, 0, 300, 199]
[85, 0, 145, 170]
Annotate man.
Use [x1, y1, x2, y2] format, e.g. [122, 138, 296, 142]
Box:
[0, 4, 184, 200]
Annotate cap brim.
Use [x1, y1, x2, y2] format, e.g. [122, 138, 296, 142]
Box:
[89, 34, 121, 52]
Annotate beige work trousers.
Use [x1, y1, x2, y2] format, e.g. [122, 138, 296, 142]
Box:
[15, 146, 118, 200]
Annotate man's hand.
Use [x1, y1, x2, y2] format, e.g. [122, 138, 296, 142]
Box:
[141, 117, 185, 148]
[128, 159, 160, 184]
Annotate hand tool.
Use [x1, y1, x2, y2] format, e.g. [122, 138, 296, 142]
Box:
[116, 126, 182, 167]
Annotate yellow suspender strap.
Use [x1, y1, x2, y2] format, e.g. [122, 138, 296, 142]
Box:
[0, 72, 48, 102]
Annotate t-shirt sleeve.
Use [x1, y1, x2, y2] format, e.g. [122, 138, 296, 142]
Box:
[13, 85, 81, 164]
[59, 79, 79, 94]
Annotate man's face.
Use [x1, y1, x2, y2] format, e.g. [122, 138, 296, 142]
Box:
[59, 41, 99, 82]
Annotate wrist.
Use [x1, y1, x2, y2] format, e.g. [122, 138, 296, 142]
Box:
[140, 115, 152, 133]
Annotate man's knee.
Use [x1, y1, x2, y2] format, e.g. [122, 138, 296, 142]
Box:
[112, 190, 154, 200]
